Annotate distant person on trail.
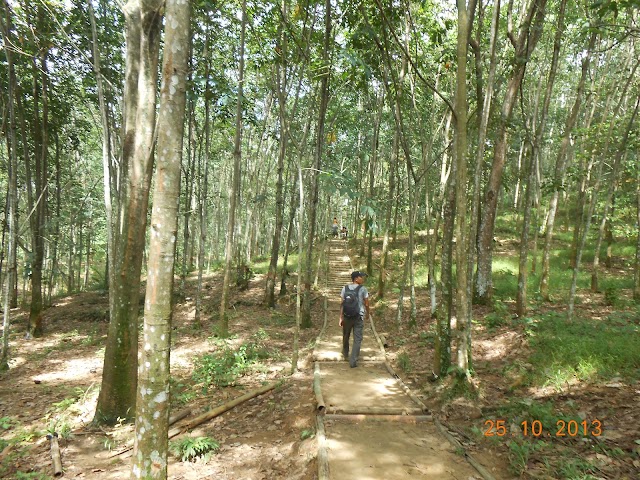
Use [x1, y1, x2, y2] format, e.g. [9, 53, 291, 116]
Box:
[340, 226, 348, 239]
[332, 217, 339, 237]
[340, 271, 370, 368]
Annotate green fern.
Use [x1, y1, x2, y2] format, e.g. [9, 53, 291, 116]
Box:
[169, 436, 220, 462]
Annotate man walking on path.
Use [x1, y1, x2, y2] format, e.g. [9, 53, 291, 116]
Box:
[340, 271, 370, 368]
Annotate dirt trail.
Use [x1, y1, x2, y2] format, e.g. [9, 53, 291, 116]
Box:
[313, 239, 489, 479]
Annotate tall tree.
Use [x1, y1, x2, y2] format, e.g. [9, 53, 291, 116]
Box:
[454, 0, 470, 375]
[94, 0, 164, 425]
[0, 0, 19, 370]
[265, 0, 289, 308]
[301, 0, 331, 328]
[219, 0, 246, 336]
[475, 0, 548, 303]
[131, 0, 190, 475]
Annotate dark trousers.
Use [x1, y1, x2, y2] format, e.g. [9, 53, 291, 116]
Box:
[342, 315, 364, 366]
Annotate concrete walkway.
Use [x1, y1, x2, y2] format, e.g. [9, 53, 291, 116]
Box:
[313, 239, 488, 480]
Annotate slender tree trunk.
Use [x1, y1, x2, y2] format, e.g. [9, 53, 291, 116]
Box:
[95, 0, 163, 425]
[28, 15, 50, 337]
[635, 157, 640, 302]
[468, 0, 500, 314]
[568, 96, 639, 319]
[539, 31, 597, 299]
[0, 0, 19, 370]
[219, 0, 246, 336]
[265, 34, 287, 306]
[475, 0, 548, 303]
[302, 0, 331, 329]
[195, 29, 211, 326]
[131, 0, 189, 476]
[454, 0, 470, 374]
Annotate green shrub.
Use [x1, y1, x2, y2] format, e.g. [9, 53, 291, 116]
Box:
[169, 436, 220, 462]
[193, 330, 272, 389]
[397, 352, 411, 373]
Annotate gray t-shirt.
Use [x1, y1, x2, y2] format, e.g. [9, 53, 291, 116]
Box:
[340, 284, 368, 317]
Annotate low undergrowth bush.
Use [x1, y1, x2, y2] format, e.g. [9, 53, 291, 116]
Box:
[193, 329, 273, 389]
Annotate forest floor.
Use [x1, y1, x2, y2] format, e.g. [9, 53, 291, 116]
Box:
[0, 237, 638, 479]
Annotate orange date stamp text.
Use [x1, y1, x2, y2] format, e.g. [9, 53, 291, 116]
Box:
[483, 419, 603, 438]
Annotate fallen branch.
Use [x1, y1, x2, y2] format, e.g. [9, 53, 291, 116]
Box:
[179, 380, 283, 433]
[47, 433, 63, 477]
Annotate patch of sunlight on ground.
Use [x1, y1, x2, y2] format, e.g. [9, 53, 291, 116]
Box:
[35, 356, 102, 383]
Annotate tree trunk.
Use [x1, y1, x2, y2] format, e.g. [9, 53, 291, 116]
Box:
[219, 0, 246, 336]
[475, 0, 548, 304]
[568, 96, 639, 319]
[468, 0, 500, 316]
[0, 0, 19, 370]
[195, 28, 211, 326]
[539, 31, 597, 299]
[265, 35, 287, 306]
[302, 0, 331, 329]
[131, 0, 189, 475]
[95, 0, 163, 425]
[27, 14, 50, 337]
[454, 0, 470, 375]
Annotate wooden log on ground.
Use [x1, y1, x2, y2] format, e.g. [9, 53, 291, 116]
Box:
[181, 380, 284, 432]
[324, 414, 432, 423]
[168, 407, 191, 425]
[47, 433, 63, 477]
[325, 406, 425, 415]
[313, 363, 326, 412]
[368, 314, 387, 354]
[316, 414, 330, 480]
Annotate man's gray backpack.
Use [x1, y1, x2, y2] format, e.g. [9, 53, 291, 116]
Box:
[342, 285, 362, 318]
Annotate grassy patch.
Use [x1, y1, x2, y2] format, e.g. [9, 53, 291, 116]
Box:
[527, 312, 640, 388]
[193, 329, 274, 389]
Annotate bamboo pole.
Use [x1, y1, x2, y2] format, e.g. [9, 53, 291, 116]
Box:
[313, 362, 326, 412]
[47, 433, 63, 477]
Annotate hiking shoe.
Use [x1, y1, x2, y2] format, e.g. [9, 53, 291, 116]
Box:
[350, 362, 357, 368]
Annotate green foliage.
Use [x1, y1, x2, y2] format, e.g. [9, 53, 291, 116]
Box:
[396, 352, 412, 373]
[193, 330, 273, 389]
[14, 472, 51, 480]
[527, 312, 640, 387]
[603, 286, 620, 307]
[485, 300, 511, 329]
[507, 439, 545, 475]
[0, 416, 17, 430]
[169, 436, 220, 462]
[300, 429, 315, 440]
